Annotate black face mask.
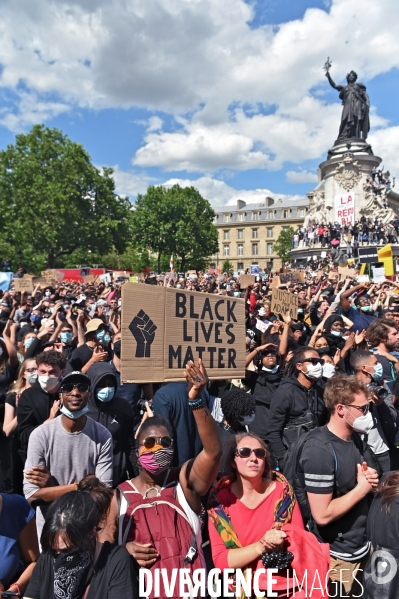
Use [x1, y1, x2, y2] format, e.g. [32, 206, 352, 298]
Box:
[53, 549, 92, 599]
[113, 340, 121, 358]
[316, 347, 331, 357]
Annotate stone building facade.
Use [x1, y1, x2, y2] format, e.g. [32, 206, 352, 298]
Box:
[211, 196, 309, 271]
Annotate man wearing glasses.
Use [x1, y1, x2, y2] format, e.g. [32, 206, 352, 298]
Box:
[23, 371, 113, 539]
[299, 375, 379, 598]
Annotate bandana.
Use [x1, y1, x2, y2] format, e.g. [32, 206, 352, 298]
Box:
[138, 444, 174, 474]
[53, 550, 92, 599]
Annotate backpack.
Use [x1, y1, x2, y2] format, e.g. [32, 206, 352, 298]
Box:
[282, 427, 340, 525]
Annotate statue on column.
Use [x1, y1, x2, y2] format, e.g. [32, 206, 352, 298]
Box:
[324, 58, 370, 141]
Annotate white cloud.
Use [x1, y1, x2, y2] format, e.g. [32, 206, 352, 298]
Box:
[369, 127, 399, 176]
[0, 0, 399, 171]
[161, 175, 305, 207]
[111, 165, 156, 197]
[286, 169, 318, 184]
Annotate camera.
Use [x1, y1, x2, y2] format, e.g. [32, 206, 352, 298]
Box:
[369, 383, 388, 401]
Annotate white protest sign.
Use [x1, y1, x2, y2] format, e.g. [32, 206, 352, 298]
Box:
[334, 193, 355, 226]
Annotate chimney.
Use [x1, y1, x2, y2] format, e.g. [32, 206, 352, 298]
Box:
[237, 199, 246, 210]
[265, 196, 274, 207]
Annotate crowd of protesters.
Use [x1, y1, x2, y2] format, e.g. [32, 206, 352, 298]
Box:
[294, 216, 399, 255]
[2, 260, 399, 598]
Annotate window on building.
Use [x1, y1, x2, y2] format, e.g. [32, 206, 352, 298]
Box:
[267, 243, 273, 255]
[252, 244, 258, 256]
[282, 226, 289, 232]
[223, 230, 229, 240]
[252, 228, 258, 239]
[237, 229, 243, 239]
[267, 211, 274, 220]
[237, 213, 245, 222]
[252, 212, 259, 221]
[267, 227, 273, 238]
[299, 208, 305, 217]
[237, 262, 244, 271]
[283, 209, 290, 218]
[223, 245, 229, 256]
[224, 214, 230, 223]
[238, 244, 244, 256]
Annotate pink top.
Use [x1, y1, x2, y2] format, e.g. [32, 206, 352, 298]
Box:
[208, 480, 305, 590]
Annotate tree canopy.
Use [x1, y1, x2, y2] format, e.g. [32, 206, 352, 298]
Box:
[274, 227, 295, 264]
[0, 125, 132, 270]
[131, 184, 219, 272]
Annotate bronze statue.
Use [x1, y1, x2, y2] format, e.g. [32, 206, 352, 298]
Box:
[324, 58, 370, 141]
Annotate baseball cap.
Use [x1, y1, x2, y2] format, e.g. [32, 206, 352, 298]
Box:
[61, 371, 91, 389]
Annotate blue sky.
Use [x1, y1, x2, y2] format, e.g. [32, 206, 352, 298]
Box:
[0, 0, 399, 207]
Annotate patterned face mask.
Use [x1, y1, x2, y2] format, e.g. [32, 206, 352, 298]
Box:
[138, 444, 174, 474]
[53, 550, 92, 599]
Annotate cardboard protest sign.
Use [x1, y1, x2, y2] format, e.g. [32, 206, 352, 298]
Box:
[83, 275, 95, 284]
[121, 284, 245, 383]
[41, 269, 64, 281]
[32, 276, 56, 287]
[328, 272, 339, 282]
[13, 277, 34, 292]
[271, 288, 298, 319]
[100, 273, 112, 284]
[357, 274, 370, 283]
[279, 271, 304, 285]
[240, 275, 256, 288]
[270, 276, 280, 288]
[338, 266, 354, 279]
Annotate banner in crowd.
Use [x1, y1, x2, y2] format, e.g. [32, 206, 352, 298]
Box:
[240, 274, 256, 288]
[271, 288, 298, 318]
[334, 193, 355, 226]
[0, 272, 13, 291]
[13, 276, 34, 292]
[121, 284, 245, 383]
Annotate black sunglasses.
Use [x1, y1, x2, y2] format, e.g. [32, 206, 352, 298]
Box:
[235, 447, 267, 459]
[139, 436, 173, 449]
[302, 358, 324, 366]
[61, 383, 90, 394]
[342, 403, 370, 415]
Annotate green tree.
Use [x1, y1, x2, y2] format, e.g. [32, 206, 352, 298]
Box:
[274, 227, 295, 264]
[131, 184, 219, 272]
[222, 260, 234, 275]
[0, 125, 132, 270]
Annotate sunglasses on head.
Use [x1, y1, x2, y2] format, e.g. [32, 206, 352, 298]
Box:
[139, 436, 173, 449]
[302, 358, 324, 366]
[61, 383, 90, 394]
[235, 447, 267, 459]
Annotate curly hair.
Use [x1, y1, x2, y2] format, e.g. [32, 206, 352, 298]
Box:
[36, 350, 66, 370]
[220, 387, 256, 423]
[323, 374, 369, 414]
[365, 318, 397, 348]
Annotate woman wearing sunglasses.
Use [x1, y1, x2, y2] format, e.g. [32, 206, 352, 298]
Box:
[208, 431, 312, 597]
[114, 359, 221, 598]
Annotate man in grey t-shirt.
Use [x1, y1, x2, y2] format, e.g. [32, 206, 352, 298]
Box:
[24, 371, 113, 538]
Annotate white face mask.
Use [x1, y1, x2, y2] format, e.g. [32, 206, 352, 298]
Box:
[26, 372, 38, 385]
[330, 330, 343, 338]
[262, 364, 279, 374]
[344, 407, 373, 435]
[322, 363, 336, 379]
[38, 375, 60, 393]
[302, 362, 323, 380]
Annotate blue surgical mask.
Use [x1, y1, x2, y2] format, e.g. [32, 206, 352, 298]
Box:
[360, 305, 372, 313]
[96, 387, 115, 402]
[262, 364, 279, 374]
[233, 291, 240, 297]
[96, 329, 110, 343]
[24, 337, 35, 348]
[331, 330, 343, 338]
[371, 363, 383, 380]
[60, 403, 89, 420]
[176, 284, 182, 289]
[60, 332, 73, 344]
[63, 304, 70, 310]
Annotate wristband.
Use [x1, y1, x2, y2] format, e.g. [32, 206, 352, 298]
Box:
[10, 583, 21, 595]
[188, 398, 205, 411]
[74, 482, 79, 491]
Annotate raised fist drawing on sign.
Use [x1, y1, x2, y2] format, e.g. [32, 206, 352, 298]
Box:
[129, 310, 157, 358]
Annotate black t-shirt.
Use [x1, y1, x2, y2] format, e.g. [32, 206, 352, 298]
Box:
[69, 343, 94, 370]
[299, 425, 370, 560]
[5, 391, 16, 409]
[368, 494, 399, 550]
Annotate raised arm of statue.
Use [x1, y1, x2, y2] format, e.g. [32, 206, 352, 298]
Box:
[325, 71, 343, 92]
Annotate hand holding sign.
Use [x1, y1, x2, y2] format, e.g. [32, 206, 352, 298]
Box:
[129, 309, 157, 358]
